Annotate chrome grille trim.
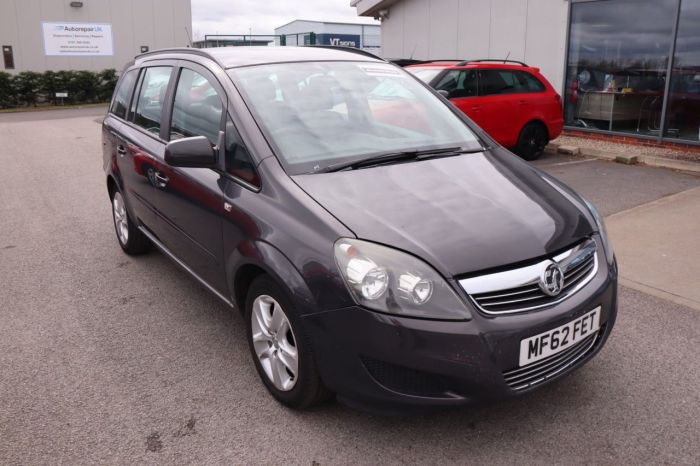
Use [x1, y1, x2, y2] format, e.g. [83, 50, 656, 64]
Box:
[503, 330, 601, 390]
[459, 239, 598, 315]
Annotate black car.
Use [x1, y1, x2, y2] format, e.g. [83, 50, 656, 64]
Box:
[103, 46, 617, 411]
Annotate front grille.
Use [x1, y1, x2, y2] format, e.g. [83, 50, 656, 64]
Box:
[472, 251, 596, 313]
[459, 239, 598, 315]
[503, 328, 603, 390]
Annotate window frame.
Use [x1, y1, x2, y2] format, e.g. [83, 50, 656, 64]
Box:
[452, 68, 479, 99]
[167, 64, 227, 145]
[166, 60, 261, 191]
[224, 114, 261, 190]
[108, 68, 139, 120]
[562, 0, 700, 146]
[477, 69, 516, 96]
[127, 68, 146, 123]
[476, 68, 545, 96]
[515, 70, 546, 93]
[129, 65, 176, 140]
[117, 60, 178, 143]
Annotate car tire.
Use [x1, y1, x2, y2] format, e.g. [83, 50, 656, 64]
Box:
[245, 275, 331, 409]
[515, 122, 548, 161]
[111, 189, 151, 255]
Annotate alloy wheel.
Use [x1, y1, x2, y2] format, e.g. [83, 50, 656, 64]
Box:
[112, 192, 129, 245]
[250, 294, 299, 391]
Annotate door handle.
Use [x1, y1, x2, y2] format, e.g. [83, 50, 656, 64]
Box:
[471, 106, 481, 111]
[154, 171, 169, 188]
[518, 100, 528, 106]
[117, 145, 127, 156]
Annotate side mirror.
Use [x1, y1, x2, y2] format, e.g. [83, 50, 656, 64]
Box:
[437, 89, 450, 98]
[165, 136, 217, 168]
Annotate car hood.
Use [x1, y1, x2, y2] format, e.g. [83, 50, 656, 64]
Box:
[292, 150, 594, 277]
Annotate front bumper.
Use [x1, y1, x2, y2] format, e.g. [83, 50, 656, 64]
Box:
[302, 256, 617, 411]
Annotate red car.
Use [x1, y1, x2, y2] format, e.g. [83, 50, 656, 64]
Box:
[407, 60, 564, 160]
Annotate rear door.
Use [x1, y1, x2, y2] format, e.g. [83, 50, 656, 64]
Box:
[149, 62, 228, 293]
[513, 69, 553, 125]
[103, 67, 138, 191]
[118, 64, 176, 230]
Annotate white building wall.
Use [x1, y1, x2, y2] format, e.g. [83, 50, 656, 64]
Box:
[274, 20, 322, 36]
[373, 0, 569, 93]
[274, 20, 381, 52]
[0, 0, 192, 74]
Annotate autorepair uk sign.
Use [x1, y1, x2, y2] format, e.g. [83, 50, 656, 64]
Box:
[41, 22, 114, 56]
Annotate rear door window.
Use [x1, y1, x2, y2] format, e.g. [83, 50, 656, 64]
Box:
[479, 69, 545, 95]
[132, 66, 172, 136]
[479, 70, 515, 95]
[170, 68, 224, 144]
[109, 69, 138, 119]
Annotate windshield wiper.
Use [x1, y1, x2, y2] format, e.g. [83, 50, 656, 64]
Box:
[318, 146, 485, 173]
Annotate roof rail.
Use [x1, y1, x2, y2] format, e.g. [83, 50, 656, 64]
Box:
[457, 59, 529, 67]
[135, 47, 225, 67]
[308, 45, 386, 61]
[389, 58, 464, 67]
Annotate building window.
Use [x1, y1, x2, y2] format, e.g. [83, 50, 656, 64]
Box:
[2, 45, 14, 69]
[663, 0, 700, 142]
[564, 0, 677, 137]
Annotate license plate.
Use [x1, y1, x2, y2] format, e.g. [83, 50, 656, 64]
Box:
[519, 307, 601, 367]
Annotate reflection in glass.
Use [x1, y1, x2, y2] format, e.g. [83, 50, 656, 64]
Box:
[564, 0, 676, 136]
[664, 0, 700, 141]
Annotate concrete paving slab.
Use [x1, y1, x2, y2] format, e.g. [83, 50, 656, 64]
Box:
[614, 153, 639, 165]
[557, 145, 580, 155]
[607, 187, 700, 310]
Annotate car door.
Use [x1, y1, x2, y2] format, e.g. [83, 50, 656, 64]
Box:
[513, 69, 552, 125]
[103, 68, 138, 196]
[495, 69, 546, 144]
[117, 64, 176, 231]
[433, 68, 507, 141]
[476, 69, 521, 147]
[149, 63, 228, 294]
[435, 68, 487, 127]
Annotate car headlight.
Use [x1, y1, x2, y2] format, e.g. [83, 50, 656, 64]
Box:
[334, 238, 471, 320]
[583, 198, 614, 262]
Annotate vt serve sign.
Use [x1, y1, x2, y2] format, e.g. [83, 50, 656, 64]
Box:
[42, 22, 113, 56]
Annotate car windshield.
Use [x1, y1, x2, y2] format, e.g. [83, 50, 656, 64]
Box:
[406, 67, 444, 83]
[228, 61, 482, 174]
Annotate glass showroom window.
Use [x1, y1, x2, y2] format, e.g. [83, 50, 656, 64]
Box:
[663, 0, 700, 142]
[564, 0, 677, 136]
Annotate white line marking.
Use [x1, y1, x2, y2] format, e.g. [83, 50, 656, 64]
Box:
[542, 158, 597, 167]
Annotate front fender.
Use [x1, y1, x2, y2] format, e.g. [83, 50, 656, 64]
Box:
[226, 240, 320, 316]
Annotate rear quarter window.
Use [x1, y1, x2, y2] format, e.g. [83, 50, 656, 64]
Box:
[519, 71, 546, 92]
[109, 69, 138, 119]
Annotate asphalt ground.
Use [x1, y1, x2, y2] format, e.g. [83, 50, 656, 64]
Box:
[1, 109, 699, 464]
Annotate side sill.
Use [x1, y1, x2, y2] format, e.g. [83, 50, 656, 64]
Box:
[138, 226, 235, 309]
